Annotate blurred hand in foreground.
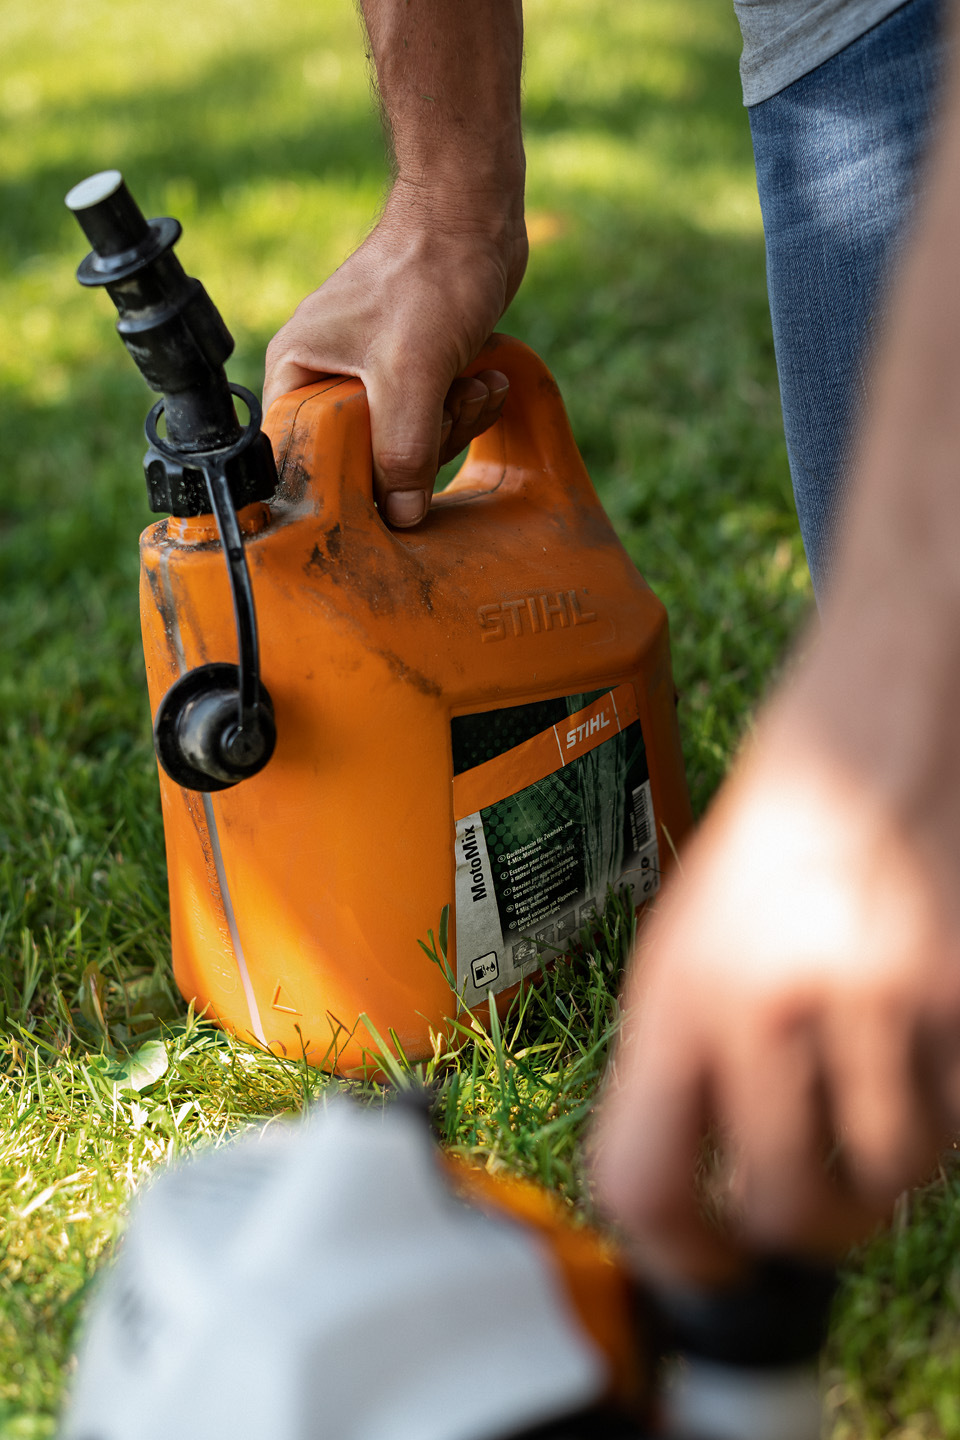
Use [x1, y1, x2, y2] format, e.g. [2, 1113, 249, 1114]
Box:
[593, 12, 960, 1283]
[592, 655, 960, 1284]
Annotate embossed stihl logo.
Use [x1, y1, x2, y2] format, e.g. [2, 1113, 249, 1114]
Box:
[477, 590, 598, 642]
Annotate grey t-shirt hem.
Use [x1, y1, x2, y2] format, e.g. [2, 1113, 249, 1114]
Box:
[735, 0, 911, 105]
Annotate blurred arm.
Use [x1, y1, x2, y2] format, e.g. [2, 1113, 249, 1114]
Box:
[263, 0, 527, 527]
[591, 1, 960, 1284]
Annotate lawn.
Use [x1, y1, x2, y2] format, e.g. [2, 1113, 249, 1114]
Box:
[2, 0, 958, 1433]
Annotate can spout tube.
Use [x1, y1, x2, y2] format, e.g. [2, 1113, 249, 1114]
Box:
[65, 169, 242, 460]
[67, 170, 279, 791]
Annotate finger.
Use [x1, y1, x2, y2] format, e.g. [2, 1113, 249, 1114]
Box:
[472, 368, 510, 404]
[444, 371, 510, 425]
[591, 1004, 745, 1287]
[924, 1018, 960, 1130]
[441, 378, 489, 461]
[721, 1021, 881, 1258]
[825, 1000, 942, 1209]
[439, 370, 509, 468]
[263, 356, 334, 416]
[365, 369, 448, 528]
[444, 376, 491, 428]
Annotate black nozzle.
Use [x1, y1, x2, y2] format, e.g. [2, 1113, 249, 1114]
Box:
[65, 169, 276, 513]
[66, 170, 151, 259]
[69, 171, 279, 792]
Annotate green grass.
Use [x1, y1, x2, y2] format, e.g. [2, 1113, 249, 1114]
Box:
[1, 0, 955, 1434]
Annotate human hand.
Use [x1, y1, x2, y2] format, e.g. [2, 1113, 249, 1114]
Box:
[263, 183, 528, 528]
[591, 628, 960, 1286]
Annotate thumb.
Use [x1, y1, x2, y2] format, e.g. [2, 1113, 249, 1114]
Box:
[365, 369, 452, 528]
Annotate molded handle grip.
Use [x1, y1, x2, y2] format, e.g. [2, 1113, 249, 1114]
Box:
[461, 333, 580, 468]
[264, 334, 598, 526]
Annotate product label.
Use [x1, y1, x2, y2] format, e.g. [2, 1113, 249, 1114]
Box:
[452, 681, 659, 1004]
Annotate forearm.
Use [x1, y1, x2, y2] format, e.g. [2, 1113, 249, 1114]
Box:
[264, 3, 528, 512]
[828, 2, 960, 625]
[360, 0, 525, 229]
[592, 2, 960, 1288]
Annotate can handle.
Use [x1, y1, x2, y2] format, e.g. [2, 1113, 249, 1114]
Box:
[265, 333, 598, 528]
[440, 332, 596, 512]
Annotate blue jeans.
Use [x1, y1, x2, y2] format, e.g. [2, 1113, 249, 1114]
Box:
[748, 0, 946, 596]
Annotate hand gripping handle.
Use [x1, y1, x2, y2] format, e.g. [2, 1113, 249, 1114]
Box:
[265, 334, 599, 527]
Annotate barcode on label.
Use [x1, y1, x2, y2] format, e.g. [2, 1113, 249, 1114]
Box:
[631, 782, 653, 849]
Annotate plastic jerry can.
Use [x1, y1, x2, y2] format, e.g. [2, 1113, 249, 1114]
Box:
[68, 175, 696, 1076]
[136, 332, 692, 1073]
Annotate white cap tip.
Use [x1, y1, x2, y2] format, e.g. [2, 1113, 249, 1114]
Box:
[65, 170, 124, 211]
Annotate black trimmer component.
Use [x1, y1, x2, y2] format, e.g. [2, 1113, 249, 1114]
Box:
[508, 1406, 651, 1440]
[652, 1256, 837, 1369]
[67, 170, 278, 792]
[65, 169, 276, 515]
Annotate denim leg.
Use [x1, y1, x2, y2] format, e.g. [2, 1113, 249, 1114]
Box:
[748, 0, 946, 596]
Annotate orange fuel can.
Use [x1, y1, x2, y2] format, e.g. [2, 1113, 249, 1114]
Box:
[139, 334, 692, 1073]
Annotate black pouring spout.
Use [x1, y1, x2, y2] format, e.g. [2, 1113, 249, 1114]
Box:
[66, 171, 277, 791]
[66, 169, 276, 516]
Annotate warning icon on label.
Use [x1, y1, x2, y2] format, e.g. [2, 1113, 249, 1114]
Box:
[471, 953, 500, 988]
[512, 938, 538, 968]
[556, 910, 578, 942]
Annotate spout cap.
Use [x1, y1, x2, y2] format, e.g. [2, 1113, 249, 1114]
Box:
[65, 170, 151, 257]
